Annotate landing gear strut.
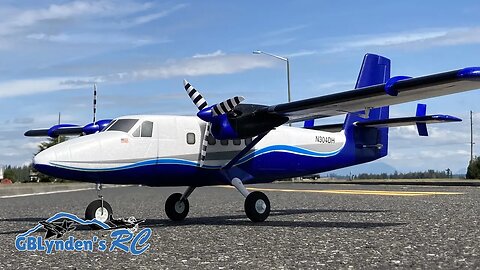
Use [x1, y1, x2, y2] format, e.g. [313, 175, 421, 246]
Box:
[231, 178, 270, 222]
[164, 180, 270, 222]
[165, 186, 195, 221]
[85, 183, 113, 224]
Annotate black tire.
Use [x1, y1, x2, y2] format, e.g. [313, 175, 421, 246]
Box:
[85, 199, 113, 228]
[244, 191, 270, 222]
[165, 193, 189, 221]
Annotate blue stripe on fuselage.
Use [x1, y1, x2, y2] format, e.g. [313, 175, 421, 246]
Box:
[34, 141, 377, 186]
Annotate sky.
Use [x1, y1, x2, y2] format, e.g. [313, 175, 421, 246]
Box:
[1, 0, 480, 174]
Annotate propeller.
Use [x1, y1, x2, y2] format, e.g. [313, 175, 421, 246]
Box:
[183, 80, 244, 167]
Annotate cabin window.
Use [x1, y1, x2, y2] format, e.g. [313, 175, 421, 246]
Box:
[245, 137, 253, 145]
[186, 133, 196, 144]
[107, 119, 138, 132]
[207, 134, 216, 145]
[133, 121, 154, 138]
[141, 121, 153, 137]
[220, 140, 228, 146]
[233, 139, 241, 145]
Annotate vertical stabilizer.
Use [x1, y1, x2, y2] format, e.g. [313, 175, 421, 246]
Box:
[344, 54, 391, 160]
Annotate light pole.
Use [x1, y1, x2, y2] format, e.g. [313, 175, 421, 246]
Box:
[253, 50, 291, 103]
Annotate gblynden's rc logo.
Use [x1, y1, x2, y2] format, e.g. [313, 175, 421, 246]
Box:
[15, 212, 152, 255]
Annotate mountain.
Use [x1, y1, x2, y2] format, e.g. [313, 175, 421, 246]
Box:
[327, 161, 397, 176]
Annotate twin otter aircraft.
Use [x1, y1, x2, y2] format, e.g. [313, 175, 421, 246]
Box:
[26, 54, 480, 223]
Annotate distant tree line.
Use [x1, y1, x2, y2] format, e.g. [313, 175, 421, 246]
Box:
[467, 157, 480, 179]
[3, 165, 32, 182]
[356, 170, 451, 180]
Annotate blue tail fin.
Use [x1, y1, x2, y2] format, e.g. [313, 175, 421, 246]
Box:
[344, 54, 391, 160]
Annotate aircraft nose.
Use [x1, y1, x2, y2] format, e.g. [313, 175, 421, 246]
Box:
[33, 148, 56, 168]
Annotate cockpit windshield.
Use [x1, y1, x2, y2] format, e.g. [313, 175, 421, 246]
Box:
[106, 119, 138, 132]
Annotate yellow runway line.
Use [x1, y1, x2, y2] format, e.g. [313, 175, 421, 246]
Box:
[217, 186, 463, 197]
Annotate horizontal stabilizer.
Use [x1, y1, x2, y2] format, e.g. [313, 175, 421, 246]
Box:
[304, 123, 344, 132]
[353, 114, 461, 128]
[305, 115, 461, 132]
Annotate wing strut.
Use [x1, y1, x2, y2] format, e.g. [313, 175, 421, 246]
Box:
[223, 131, 269, 170]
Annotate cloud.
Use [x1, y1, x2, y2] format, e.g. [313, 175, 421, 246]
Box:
[0, 1, 179, 40]
[325, 27, 480, 53]
[130, 3, 188, 26]
[118, 54, 277, 80]
[0, 77, 91, 98]
[285, 50, 318, 58]
[0, 53, 277, 98]
[265, 25, 309, 37]
[0, 1, 118, 35]
[260, 37, 297, 47]
[193, 50, 226, 58]
[26, 32, 167, 46]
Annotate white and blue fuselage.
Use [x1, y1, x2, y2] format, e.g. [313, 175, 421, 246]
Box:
[34, 115, 368, 187]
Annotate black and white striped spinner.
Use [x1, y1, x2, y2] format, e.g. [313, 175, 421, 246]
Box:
[212, 96, 244, 116]
[183, 79, 208, 110]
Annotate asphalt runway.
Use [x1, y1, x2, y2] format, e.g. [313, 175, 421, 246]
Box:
[0, 183, 479, 269]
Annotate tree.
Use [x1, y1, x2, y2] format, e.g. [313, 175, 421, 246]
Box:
[466, 157, 480, 179]
[2, 165, 32, 182]
[3, 165, 15, 181]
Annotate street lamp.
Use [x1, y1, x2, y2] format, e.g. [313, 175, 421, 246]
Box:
[253, 50, 291, 103]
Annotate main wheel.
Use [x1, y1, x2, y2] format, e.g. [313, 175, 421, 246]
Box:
[244, 191, 270, 222]
[165, 193, 189, 221]
[85, 199, 113, 225]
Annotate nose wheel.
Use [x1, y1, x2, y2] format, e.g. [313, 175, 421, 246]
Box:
[85, 183, 113, 228]
[85, 199, 113, 223]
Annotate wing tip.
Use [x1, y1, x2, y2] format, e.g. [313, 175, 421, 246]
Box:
[431, 114, 462, 122]
[457, 67, 480, 79]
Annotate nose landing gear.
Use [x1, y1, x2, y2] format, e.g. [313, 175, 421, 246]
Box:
[85, 183, 113, 225]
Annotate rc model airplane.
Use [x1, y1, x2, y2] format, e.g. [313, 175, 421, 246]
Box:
[25, 54, 480, 223]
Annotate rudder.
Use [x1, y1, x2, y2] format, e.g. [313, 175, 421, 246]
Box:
[344, 54, 391, 160]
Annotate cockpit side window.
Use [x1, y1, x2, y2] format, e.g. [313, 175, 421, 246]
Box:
[132, 121, 154, 138]
[103, 119, 117, 131]
[106, 119, 138, 132]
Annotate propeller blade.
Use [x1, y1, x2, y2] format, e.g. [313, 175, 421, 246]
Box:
[212, 96, 245, 116]
[199, 122, 212, 167]
[93, 84, 97, 124]
[184, 79, 208, 110]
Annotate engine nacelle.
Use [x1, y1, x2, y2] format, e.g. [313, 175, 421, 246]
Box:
[201, 104, 289, 140]
[47, 124, 80, 138]
[82, 119, 112, 135]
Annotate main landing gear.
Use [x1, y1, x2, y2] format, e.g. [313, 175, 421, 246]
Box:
[165, 186, 195, 221]
[164, 178, 270, 222]
[85, 183, 113, 223]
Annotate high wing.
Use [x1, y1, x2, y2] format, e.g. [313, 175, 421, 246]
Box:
[24, 119, 112, 138]
[266, 67, 480, 123]
[24, 125, 83, 137]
